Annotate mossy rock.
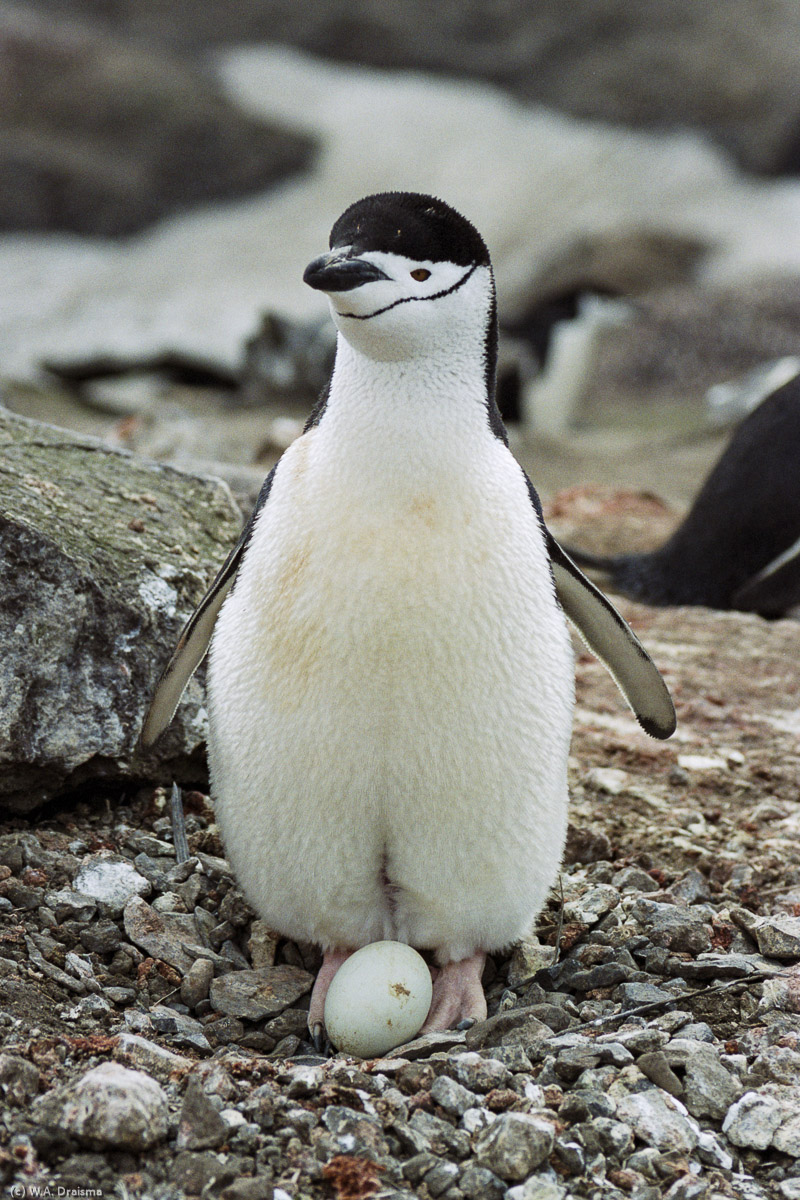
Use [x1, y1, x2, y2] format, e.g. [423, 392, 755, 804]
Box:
[0, 406, 241, 810]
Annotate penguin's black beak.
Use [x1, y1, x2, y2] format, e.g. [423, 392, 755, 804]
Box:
[303, 252, 390, 292]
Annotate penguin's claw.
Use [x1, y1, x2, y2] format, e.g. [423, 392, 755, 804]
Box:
[307, 947, 354, 1049]
[421, 952, 487, 1032]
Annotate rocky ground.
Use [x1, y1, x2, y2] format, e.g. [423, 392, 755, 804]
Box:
[1, 572, 799, 1199]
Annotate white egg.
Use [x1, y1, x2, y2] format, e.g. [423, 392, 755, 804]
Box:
[324, 941, 433, 1058]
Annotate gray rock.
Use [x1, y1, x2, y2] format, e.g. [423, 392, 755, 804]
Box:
[176, 1076, 229, 1150]
[630, 900, 712, 954]
[722, 1090, 785, 1149]
[614, 1088, 698, 1153]
[616, 982, 675, 1007]
[0, 408, 242, 811]
[181, 957, 215, 1009]
[209, 964, 313, 1020]
[458, 1163, 506, 1200]
[322, 1105, 390, 1159]
[409, 1109, 471, 1160]
[612, 866, 660, 893]
[750, 914, 800, 960]
[637, 1051, 683, 1097]
[73, 854, 151, 915]
[33, 1062, 169, 1150]
[123, 895, 209, 975]
[505, 1180, 567, 1200]
[114, 1032, 193, 1080]
[682, 1049, 743, 1120]
[147, 1004, 212, 1052]
[46, 889, 98, 922]
[0, 1053, 40, 1106]
[423, 1160, 460, 1196]
[430, 1073, 478, 1117]
[473, 1112, 555, 1182]
[447, 1052, 511, 1093]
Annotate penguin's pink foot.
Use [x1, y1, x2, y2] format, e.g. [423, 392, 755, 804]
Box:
[421, 952, 487, 1032]
[308, 947, 353, 1050]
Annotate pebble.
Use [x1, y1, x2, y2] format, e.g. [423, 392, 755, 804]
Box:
[73, 855, 152, 915]
[33, 1063, 169, 1150]
[176, 1075, 229, 1150]
[181, 956, 215, 1008]
[123, 895, 209, 974]
[209, 964, 313, 1020]
[473, 1112, 555, 1181]
[722, 1090, 785, 1149]
[613, 1087, 699, 1153]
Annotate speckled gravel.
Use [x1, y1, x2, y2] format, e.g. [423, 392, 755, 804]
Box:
[1, 776, 800, 1200]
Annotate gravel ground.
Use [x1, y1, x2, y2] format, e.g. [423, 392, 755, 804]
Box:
[1, 577, 799, 1199]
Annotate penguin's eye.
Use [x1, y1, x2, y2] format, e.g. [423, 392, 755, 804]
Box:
[410, 268, 431, 282]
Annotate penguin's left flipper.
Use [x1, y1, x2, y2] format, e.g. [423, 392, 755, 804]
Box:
[140, 467, 276, 749]
[547, 532, 677, 739]
[732, 535, 800, 617]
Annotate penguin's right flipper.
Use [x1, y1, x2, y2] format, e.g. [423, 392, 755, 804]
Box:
[140, 467, 276, 748]
[732, 534, 800, 617]
[547, 533, 677, 740]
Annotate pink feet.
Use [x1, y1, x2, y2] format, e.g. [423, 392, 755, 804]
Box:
[421, 951, 487, 1032]
[308, 947, 353, 1048]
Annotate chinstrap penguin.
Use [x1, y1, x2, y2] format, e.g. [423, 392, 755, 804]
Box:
[563, 374, 800, 617]
[142, 192, 675, 1044]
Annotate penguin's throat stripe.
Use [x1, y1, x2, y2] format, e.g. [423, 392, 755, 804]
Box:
[338, 262, 479, 320]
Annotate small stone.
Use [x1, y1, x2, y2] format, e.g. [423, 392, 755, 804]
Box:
[612, 866, 660, 893]
[181, 958, 215, 1008]
[564, 883, 619, 925]
[614, 1088, 698, 1153]
[209, 964, 313, 1020]
[473, 1112, 555, 1182]
[409, 1109, 471, 1159]
[114, 1032, 192, 1080]
[123, 895, 209, 975]
[616, 982, 675, 1007]
[322, 1105, 390, 1159]
[586, 766, 629, 794]
[402, 1153, 442, 1186]
[677, 754, 728, 772]
[638, 1051, 683, 1097]
[219, 1180, 276, 1200]
[79, 919, 122, 955]
[458, 1163, 506, 1199]
[176, 1076, 229, 1150]
[33, 1063, 168, 1150]
[430, 1074, 477, 1116]
[722, 1090, 784, 1149]
[751, 915, 800, 960]
[504, 1176, 567, 1199]
[773, 1110, 800, 1157]
[74, 855, 151, 915]
[424, 1161, 460, 1196]
[507, 934, 556, 987]
[631, 899, 712, 954]
[669, 870, 711, 904]
[0, 1053, 40, 1105]
[46, 889, 97, 923]
[248, 919, 279, 968]
[147, 1004, 212, 1052]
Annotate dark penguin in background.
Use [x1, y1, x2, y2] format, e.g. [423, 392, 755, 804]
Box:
[142, 192, 675, 1045]
[565, 374, 800, 618]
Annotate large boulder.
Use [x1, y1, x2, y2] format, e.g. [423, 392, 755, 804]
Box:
[0, 404, 242, 811]
[0, 4, 316, 236]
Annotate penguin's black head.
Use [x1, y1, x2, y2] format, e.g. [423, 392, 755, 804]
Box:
[303, 191, 497, 372]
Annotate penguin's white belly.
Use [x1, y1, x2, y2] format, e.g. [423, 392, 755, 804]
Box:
[207, 438, 574, 960]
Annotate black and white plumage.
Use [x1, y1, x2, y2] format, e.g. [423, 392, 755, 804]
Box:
[142, 192, 675, 1036]
[564, 375, 800, 618]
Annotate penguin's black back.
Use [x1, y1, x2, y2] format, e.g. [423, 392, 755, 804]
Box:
[599, 375, 800, 612]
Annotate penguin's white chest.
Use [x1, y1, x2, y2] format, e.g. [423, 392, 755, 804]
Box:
[207, 427, 575, 958]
